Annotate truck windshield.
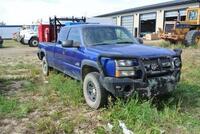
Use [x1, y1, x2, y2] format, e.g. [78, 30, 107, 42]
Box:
[82, 26, 138, 46]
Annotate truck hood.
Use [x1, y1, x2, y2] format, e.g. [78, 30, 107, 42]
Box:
[87, 44, 176, 58]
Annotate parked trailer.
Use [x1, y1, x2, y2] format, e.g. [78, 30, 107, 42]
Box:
[0, 25, 22, 39]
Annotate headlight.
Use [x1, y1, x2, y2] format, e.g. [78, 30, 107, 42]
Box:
[115, 59, 136, 77]
[116, 60, 133, 67]
[116, 70, 135, 77]
[174, 57, 181, 67]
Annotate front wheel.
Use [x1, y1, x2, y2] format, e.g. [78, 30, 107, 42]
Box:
[29, 37, 39, 47]
[83, 72, 108, 109]
[185, 30, 200, 46]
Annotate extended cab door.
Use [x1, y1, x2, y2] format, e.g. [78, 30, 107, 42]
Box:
[54, 27, 70, 71]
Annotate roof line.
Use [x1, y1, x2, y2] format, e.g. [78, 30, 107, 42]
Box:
[0, 25, 23, 27]
[96, 0, 200, 17]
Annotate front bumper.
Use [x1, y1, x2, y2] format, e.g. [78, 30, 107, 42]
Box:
[97, 53, 182, 98]
[100, 71, 180, 97]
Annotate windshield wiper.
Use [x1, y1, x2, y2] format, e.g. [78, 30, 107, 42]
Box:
[93, 43, 113, 46]
[116, 41, 134, 44]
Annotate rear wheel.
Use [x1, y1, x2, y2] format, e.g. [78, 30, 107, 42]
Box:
[42, 56, 49, 76]
[20, 38, 26, 45]
[29, 37, 39, 47]
[0, 37, 3, 48]
[185, 30, 200, 46]
[83, 72, 108, 109]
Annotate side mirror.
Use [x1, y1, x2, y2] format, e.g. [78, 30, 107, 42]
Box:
[137, 38, 143, 44]
[174, 48, 182, 55]
[61, 40, 73, 47]
[73, 42, 81, 48]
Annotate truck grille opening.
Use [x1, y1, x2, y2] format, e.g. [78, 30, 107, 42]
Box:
[142, 57, 172, 76]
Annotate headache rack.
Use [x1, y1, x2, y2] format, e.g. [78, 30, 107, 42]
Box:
[49, 16, 86, 42]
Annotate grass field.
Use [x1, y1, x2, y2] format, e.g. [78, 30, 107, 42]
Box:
[0, 40, 200, 133]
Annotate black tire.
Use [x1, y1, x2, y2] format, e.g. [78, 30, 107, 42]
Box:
[29, 37, 39, 47]
[0, 38, 3, 47]
[0, 37, 3, 45]
[42, 56, 50, 76]
[20, 38, 26, 45]
[83, 72, 108, 109]
[185, 30, 200, 46]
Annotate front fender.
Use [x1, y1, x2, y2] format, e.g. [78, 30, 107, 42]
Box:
[81, 59, 100, 79]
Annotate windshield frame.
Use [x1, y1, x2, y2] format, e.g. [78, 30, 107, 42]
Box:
[81, 25, 139, 46]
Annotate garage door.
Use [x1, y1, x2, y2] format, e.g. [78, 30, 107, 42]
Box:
[140, 13, 156, 37]
[121, 15, 134, 33]
[165, 11, 178, 21]
[140, 13, 156, 21]
[165, 10, 186, 21]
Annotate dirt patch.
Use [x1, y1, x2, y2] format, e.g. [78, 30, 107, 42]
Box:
[0, 40, 102, 134]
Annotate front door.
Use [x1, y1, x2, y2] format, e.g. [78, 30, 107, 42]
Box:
[62, 27, 83, 79]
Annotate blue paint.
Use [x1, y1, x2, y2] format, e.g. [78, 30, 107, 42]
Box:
[38, 24, 177, 80]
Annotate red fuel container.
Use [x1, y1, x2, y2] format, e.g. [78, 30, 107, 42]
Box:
[38, 24, 54, 42]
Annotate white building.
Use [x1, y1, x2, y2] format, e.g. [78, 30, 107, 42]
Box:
[97, 0, 200, 37]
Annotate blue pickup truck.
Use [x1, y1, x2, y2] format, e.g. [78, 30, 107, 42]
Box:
[37, 24, 182, 109]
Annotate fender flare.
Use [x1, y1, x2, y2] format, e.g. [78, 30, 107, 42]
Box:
[81, 60, 100, 80]
[29, 36, 39, 43]
[37, 49, 46, 60]
[30, 36, 38, 40]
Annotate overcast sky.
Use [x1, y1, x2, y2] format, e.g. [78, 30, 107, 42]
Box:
[0, 0, 172, 25]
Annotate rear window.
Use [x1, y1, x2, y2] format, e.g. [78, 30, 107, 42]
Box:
[58, 27, 70, 42]
[67, 28, 81, 43]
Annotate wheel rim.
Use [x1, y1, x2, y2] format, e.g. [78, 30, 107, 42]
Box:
[42, 60, 47, 74]
[195, 36, 200, 45]
[32, 40, 38, 46]
[87, 81, 97, 102]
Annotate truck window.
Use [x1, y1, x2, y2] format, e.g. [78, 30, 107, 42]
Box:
[58, 27, 70, 42]
[68, 28, 81, 43]
[188, 10, 198, 20]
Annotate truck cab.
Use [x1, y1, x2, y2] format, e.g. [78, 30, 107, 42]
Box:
[19, 25, 39, 47]
[38, 22, 182, 109]
[185, 8, 200, 25]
